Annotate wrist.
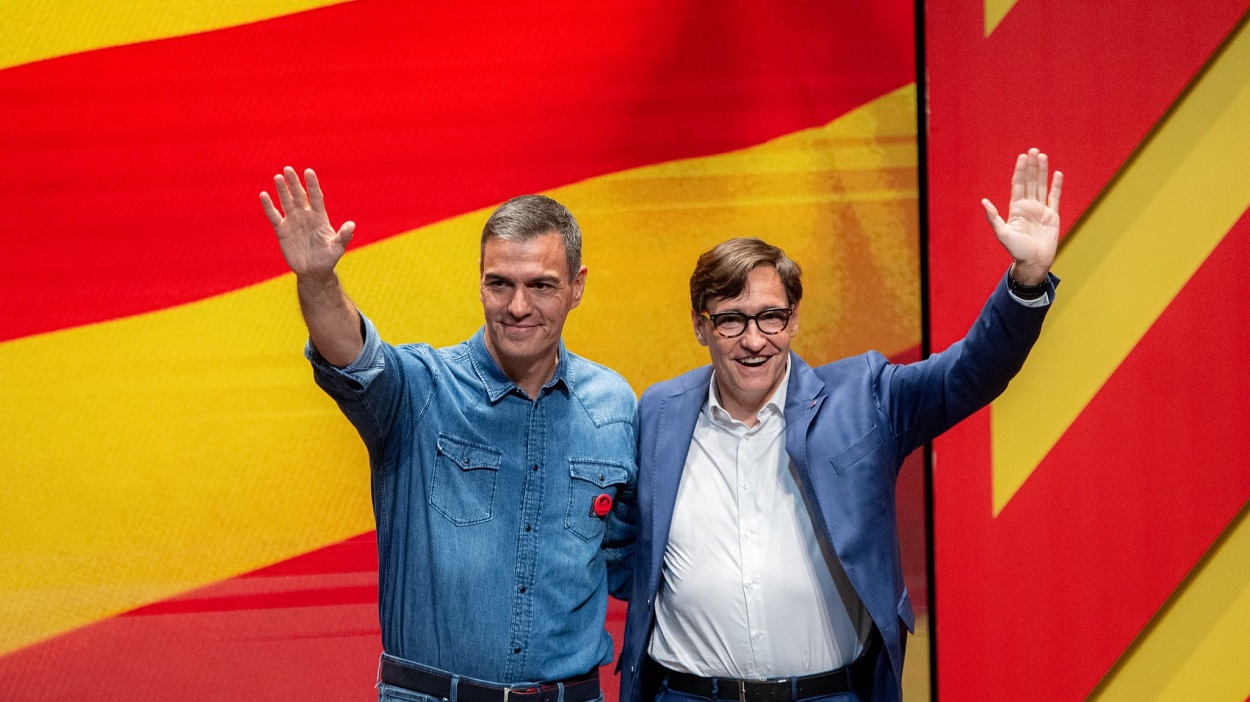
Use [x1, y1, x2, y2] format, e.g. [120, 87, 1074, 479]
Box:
[1008, 263, 1049, 300]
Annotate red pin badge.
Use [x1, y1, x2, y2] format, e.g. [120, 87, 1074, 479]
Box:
[591, 493, 613, 518]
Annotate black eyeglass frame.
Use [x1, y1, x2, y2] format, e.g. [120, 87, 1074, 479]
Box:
[699, 307, 794, 338]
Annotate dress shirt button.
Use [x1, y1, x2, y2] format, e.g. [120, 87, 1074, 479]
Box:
[525, 524, 532, 532]
[532, 464, 539, 472]
[519, 586, 527, 593]
[513, 647, 522, 654]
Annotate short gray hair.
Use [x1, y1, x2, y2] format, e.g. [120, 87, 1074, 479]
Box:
[480, 195, 582, 280]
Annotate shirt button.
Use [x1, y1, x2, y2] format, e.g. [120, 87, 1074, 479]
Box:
[525, 524, 532, 532]
[513, 647, 522, 654]
[532, 464, 539, 472]
[519, 586, 527, 593]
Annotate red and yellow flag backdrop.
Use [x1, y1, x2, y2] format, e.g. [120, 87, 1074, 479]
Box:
[0, 2, 922, 699]
[927, 1, 1250, 700]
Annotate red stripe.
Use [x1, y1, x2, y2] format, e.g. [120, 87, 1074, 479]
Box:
[925, 1, 1247, 344]
[0, 0, 913, 342]
[934, 210, 1250, 700]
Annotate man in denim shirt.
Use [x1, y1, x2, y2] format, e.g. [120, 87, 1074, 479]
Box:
[261, 168, 637, 702]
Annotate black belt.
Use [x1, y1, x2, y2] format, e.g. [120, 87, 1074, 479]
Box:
[379, 657, 601, 702]
[645, 648, 875, 702]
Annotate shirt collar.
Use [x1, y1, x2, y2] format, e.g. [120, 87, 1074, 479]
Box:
[469, 327, 571, 403]
[706, 358, 791, 428]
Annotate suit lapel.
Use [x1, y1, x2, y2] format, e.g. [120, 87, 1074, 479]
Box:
[647, 369, 709, 591]
[784, 352, 826, 480]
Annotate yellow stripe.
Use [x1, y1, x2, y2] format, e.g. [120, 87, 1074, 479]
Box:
[984, 0, 1020, 36]
[989, 20, 1250, 515]
[0, 86, 919, 655]
[1090, 504, 1250, 700]
[1, 0, 352, 71]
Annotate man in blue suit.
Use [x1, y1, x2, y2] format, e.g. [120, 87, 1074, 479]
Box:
[618, 149, 1063, 702]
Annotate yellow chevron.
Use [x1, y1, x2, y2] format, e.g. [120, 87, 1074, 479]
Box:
[984, 0, 1020, 36]
[989, 20, 1250, 515]
[1090, 504, 1250, 700]
[1, 0, 351, 71]
[0, 86, 919, 655]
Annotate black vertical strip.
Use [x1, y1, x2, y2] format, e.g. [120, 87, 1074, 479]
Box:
[913, 0, 937, 699]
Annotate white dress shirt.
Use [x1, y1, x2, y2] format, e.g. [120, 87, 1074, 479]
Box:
[647, 362, 873, 679]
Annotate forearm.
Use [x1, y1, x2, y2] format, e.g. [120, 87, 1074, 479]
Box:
[297, 271, 364, 367]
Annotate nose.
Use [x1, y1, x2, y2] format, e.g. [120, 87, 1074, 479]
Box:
[739, 319, 767, 350]
[507, 287, 533, 318]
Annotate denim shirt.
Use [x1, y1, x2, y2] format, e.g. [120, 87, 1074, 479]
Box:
[307, 315, 638, 684]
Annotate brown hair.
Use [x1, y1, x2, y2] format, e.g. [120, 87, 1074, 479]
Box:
[689, 237, 803, 312]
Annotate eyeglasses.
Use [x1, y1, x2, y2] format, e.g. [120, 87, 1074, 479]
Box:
[700, 307, 793, 338]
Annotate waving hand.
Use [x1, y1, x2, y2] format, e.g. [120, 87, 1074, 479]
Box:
[981, 148, 1063, 285]
[261, 167, 356, 279]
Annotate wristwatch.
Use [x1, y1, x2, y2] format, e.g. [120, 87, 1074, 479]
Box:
[1007, 267, 1048, 300]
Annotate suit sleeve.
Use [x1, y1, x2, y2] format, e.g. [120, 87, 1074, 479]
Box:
[604, 404, 640, 600]
[876, 269, 1058, 459]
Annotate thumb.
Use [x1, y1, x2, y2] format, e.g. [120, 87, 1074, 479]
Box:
[981, 198, 1010, 242]
[336, 221, 356, 247]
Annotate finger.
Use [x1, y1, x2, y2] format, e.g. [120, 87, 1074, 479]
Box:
[337, 220, 356, 246]
[260, 191, 283, 228]
[1010, 153, 1027, 204]
[284, 165, 308, 208]
[981, 198, 1002, 225]
[273, 172, 294, 212]
[1035, 151, 1049, 203]
[1048, 170, 1064, 212]
[1024, 148, 1040, 201]
[305, 168, 326, 212]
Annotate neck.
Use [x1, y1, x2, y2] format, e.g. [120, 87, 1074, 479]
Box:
[713, 383, 769, 427]
[486, 343, 559, 400]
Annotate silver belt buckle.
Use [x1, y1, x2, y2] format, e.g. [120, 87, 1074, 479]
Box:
[738, 680, 746, 702]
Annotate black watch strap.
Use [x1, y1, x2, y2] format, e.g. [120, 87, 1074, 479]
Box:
[1007, 270, 1048, 300]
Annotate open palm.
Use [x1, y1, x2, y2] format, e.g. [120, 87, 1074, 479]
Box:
[260, 167, 355, 278]
[981, 148, 1063, 284]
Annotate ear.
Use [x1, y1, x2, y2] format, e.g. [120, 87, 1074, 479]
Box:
[569, 265, 588, 309]
[790, 301, 800, 336]
[691, 308, 710, 347]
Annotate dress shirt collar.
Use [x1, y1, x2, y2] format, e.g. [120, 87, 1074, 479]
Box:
[468, 326, 570, 403]
[706, 359, 791, 430]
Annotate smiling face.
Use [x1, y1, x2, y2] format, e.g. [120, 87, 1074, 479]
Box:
[480, 231, 586, 388]
[692, 264, 798, 423]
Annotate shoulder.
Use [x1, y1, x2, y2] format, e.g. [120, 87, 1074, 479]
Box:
[640, 366, 711, 407]
[809, 350, 890, 380]
[565, 352, 637, 425]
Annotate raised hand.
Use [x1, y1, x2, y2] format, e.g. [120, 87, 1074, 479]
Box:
[981, 148, 1063, 285]
[261, 167, 356, 279]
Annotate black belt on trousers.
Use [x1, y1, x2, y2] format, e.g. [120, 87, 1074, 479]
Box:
[645, 642, 876, 702]
[379, 657, 600, 702]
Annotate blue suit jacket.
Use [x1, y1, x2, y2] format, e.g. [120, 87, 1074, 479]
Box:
[617, 273, 1055, 702]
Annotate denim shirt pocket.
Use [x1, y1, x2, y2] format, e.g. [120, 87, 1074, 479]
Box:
[565, 458, 630, 542]
[430, 433, 503, 526]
